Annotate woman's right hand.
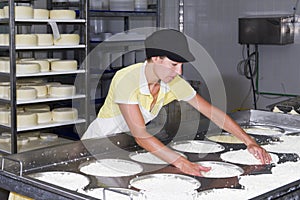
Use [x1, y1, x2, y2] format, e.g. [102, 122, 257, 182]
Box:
[173, 156, 211, 176]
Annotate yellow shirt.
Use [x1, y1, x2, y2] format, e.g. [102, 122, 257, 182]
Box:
[82, 61, 196, 139]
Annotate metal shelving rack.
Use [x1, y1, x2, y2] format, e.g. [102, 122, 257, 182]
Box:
[0, 0, 89, 154]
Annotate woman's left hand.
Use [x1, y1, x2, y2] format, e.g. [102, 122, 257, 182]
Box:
[247, 143, 272, 164]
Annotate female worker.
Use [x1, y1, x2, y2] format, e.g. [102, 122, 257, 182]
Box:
[82, 29, 271, 176]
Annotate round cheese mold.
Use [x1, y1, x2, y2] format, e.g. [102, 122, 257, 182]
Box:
[16, 63, 40, 74]
[4, 6, 33, 19]
[16, 34, 38, 46]
[24, 104, 51, 112]
[34, 110, 52, 124]
[21, 131, 41, 141]
[36, 34, 54, 46]
[21, 60, 50, 72]
[15, 87, 37, 101]
[33, 9, 49, 19]
[50, 60, 77, 71]
[52, 107, 78, 122]
[49, 9, 76, 20]
[54, 34, 80, 46]
[22, 84, 48, 98]
[49, 84, 76, 97]
[17, 137, 30, 145]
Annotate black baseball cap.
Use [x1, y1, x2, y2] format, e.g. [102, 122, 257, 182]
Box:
[145, 29, 195, 63]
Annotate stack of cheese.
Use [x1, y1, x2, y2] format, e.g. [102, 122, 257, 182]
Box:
[0, 6, 76, 20]
[0, 33, 80, 46]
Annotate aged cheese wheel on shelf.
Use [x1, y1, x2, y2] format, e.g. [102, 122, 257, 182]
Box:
[21, 131, 40, 141]
[8, 112, 38, 128]
[16, 63, 40, 74]
[0, 34, 9, 45]
[40, 132, 58, 140]
[0, 9, 5, 19]
[21, 59, 50, 72]
[16, 34, 38, 47]
[45, 82, 61, 92]
[15, 87, 37, 100]
[34, 110, 52, 124]
[33, 9, 49, 19]
[22, 84, 48, 98]
[49, 9, 76, 20]
[0, 85, 9, 99]
[50, 60, 77, 71]
[24, 104, 50, 112]
[4, 6, 34, 19]
[53, 34, 80, 46]
[49, 84, 76, 97]
[0, 109, 10, 124]
[52, 107, 78, 122]
[36, 34, 54, 46]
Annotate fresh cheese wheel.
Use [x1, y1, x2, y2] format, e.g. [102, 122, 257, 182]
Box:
[0, 59, 9, 73]
[4, 6, 33, 19]
[46, 58, 61, 62]
[1, 132, 11, 137]
[16, 63, 40, 74]
[15, 87, 37, 100]
[49, 9, 76, 20]
[21, 60, 50, 72]
[51, 60, 77, 71]
[36, 34, 54, 46]
[52, 107, 78, 122]
[34, 110, 52, 124]
[0, 34, 9, 45]
[16, 34, 38, 47]
[33, 9, 49, 19]
[24, 104, 50, 112]
[0, 109, 10, 124]
[0, 85, 9, 98]
[54, 34, 80, 46]
[17, 58, 35, 62]
[49, 84, 76, 97]
[21, 131, 40, 141]
[40, 132, 58, 140]
[22, 84, 47, 98]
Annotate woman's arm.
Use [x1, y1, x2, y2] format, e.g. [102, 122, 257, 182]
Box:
[187, 94, 271, 164]
[118, 103, 210, 176]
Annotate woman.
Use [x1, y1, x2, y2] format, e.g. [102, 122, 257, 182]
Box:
[82, 29, 271, 176]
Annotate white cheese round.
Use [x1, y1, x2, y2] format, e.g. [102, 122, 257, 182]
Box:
[36, 34, 54, 46]
[50, 60, 77, 71]
[49, 84, 76, 97]
[0, 9, 5, 19]
[22, 84, 48, 98]
[0, 135, 10, 143]
[54, 34, 80, 46]
[16, 63, 40, 74]
[16, 34, 38, 46]
[52, 107, 78, 122]
[15, 87, 37, 100]
[4, 6, 33, 19]
[49, 9, 76, 20]
[40, 132, 58, 140]
[9, 112, 38, 128]
[21, 60, 50, 72]
[34, 110, 52, 124]
[33, 9, 49, 19]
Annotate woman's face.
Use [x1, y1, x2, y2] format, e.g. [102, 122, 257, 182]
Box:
[153, 56, 183, 83]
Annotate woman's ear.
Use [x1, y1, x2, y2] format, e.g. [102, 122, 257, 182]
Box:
[151, 56, 161, 63]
